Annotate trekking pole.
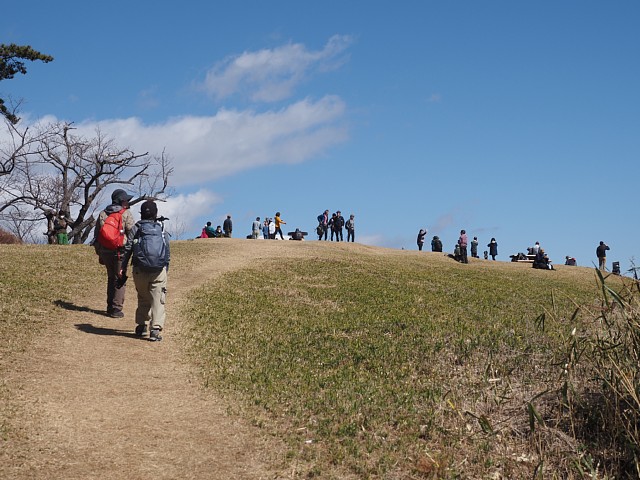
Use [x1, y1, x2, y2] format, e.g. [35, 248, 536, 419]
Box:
[157, 216, 169, 234]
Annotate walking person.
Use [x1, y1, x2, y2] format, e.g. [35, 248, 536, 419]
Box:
[458, 229, 468, 263]
[274, 212, 286, 240]
[487, 237, 498, 261]
[596, 241, 610, 271]
[345, 214, 355, 242]
[417, 229, 428, 251]
[93, 189, 135, 318]
[120, 200, 170, 341]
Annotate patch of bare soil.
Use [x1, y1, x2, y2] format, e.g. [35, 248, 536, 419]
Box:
[0, 239, 334, 480]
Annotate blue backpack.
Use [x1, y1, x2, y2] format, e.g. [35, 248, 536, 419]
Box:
[132, 221, 168, 272]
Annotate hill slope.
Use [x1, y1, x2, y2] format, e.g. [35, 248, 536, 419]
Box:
[0, 240, 623, 478]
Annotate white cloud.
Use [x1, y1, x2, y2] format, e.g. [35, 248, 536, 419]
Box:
[200, 34, 352, 102]
[74, 95, 347, 187]
[137, 189, 221, 240]
[163, 189, 220, 223]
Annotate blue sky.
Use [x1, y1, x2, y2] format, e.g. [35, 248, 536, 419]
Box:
[3, 1, 639, 272]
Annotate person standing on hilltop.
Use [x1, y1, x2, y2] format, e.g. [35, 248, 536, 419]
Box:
[345, 214, 355, 242]
[417, 229, 428, 251]
[251, 217, 261, 239]
[54, 210, 70, 245]
[223, 215, 233, 237]
[458, 229, 468, 263]
[318, 210, 329, 242]
[93, 189, 135, 318]
[596, 241, 610, 271]
[334, 211, 345, 242]
[470, 236, 479, 258]
[487, 237, 498, 261]
[329, 213, 337, 241]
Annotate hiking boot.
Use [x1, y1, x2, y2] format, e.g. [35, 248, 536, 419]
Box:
[149, 329, 163, 342]
[109, 309, 124, 318]
[135, 325, 148, 337]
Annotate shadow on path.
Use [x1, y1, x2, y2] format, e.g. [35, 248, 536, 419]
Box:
[54, 299, 108, 317]
[74, 323, 138, 339]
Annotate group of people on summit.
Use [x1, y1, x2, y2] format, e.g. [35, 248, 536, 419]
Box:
[88, 188, 616, 348]
[418, 228, 498, 263]
[200, 212, 311, 241]
[316, 210, 355, 242]
[200, 215, 233, 239]
[417, 228, 613, 272]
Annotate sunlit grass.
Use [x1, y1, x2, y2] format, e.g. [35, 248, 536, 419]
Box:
[2, 241, 627, 477]
[184, 251, 602, 477]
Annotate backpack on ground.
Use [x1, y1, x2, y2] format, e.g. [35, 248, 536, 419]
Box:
[98, 210, 126, 250]
[133, 221, 168, 272]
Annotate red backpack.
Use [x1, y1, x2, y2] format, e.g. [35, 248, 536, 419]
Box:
[98, 210, 126, 249]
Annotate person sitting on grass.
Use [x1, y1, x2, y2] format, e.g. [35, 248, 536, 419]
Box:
[533, 249, 554, 270]
[204, 221, 216, 238]
[431, 235, 443, 252]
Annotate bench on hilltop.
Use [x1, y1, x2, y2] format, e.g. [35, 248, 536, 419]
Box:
[510, 253, 536, 263]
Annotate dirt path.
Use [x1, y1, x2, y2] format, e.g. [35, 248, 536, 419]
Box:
[0, 240, 314, 480]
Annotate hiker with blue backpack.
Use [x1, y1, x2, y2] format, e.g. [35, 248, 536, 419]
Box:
[93, 189, 135, 318]
[120, 200, 171, 342]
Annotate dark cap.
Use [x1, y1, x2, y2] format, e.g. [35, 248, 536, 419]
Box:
[140, 200, 158, 220]
[111, 189, 134, 204]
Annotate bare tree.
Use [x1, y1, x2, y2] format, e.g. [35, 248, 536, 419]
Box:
[0, 121, 173, 243]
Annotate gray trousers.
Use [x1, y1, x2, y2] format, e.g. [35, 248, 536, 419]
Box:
[99, 249, 126, 312]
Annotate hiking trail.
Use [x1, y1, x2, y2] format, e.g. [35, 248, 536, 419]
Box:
[0, 240, 308, 480]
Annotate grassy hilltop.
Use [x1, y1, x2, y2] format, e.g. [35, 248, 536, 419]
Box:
[1, 241, 638, 479]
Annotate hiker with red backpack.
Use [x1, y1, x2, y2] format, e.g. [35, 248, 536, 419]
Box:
[93, 189, 135, 318]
